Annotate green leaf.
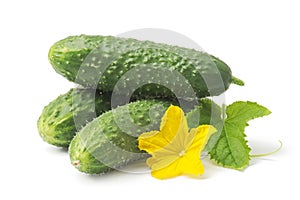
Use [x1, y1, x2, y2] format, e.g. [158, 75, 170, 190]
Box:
[209, 101, 271, 170]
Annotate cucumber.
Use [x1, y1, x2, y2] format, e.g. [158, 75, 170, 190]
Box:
[37, 87, 179, 148]
[49, 35, 243, 99]
[69, 99, 222, 174]
[37, 88, 111, 147]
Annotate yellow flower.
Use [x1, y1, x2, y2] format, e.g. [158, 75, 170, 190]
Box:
[138, 105, 216, 179]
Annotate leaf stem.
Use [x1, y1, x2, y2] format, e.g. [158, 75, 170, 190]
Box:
[250, 140, 283, 158]
[231, 76, 245, 86]
[221, 104, 226, 120]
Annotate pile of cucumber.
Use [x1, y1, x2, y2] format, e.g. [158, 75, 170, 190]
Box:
[38, 35, 242, 174]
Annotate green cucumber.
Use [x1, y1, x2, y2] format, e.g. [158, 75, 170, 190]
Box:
[37, 88, 111, 147]
[49, 35, 243, 98]
[37, 87, 177, 148]
[69, 99, 222, 174]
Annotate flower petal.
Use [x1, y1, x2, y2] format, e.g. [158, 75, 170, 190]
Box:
[179, 153, 205, 175]
[187, 125, 216, 152]
[146, 146, 179, 170]
[160, 105, 187, 143]
[150, 155, 204, 179]
[138, 105, 188, 153]
[138, 131, 167, 153]
[150, 159, 182, 179]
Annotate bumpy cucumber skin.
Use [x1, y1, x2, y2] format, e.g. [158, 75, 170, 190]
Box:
[69, 99, 222, 174]
[49, 35, 233, 98]
[37, 87, 178, 148]
[49, 35, 106, 82]
[69, 100, 169, 174]
[37, 88, 111, 147]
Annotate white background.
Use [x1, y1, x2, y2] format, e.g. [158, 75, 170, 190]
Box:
[1, 0, 299, 199]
